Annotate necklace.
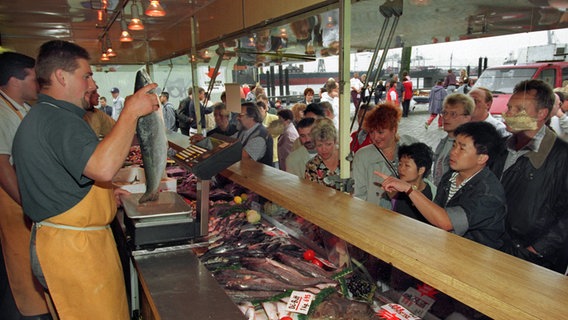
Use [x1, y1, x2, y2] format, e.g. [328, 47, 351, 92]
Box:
[0, 91, 25, 120]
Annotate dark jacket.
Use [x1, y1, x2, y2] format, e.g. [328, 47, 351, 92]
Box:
[176, 97, 192, 135]
[435, 167, 506, 250]
[237, 124, 273, 166]
[492, 127, 568, 273]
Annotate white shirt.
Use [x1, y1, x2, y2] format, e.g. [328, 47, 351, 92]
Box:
[112, 96, 125, 121]
[484, 113, 511, 138]
[0, 90, 30, 164]
[350, 77, 363, 92]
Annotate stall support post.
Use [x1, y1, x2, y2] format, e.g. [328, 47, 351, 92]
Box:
[196, 179, 210, 236]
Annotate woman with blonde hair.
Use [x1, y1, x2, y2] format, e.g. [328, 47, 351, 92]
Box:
[305, 118, 340, 189]
[290, 102, 307, 126]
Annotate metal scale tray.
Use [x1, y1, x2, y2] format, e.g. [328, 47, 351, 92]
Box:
[122, 192, 199, 249]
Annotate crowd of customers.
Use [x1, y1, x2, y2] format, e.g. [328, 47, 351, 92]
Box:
[215, 77, 568, 276]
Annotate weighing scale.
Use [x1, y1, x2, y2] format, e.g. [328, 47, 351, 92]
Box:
[121, 132, 242, 250]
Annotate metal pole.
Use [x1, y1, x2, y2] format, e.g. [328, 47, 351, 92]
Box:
[190, 16, 201, 134]
[338, 0, 351, 181]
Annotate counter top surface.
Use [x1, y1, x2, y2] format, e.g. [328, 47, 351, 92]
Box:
[221, 159, 568, 320]
[134, 249, 246, 320]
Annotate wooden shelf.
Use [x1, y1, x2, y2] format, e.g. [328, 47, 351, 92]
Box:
[221, 159, 568, 319]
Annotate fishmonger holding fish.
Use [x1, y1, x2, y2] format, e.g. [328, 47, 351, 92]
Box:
[12, 40, 160, 319]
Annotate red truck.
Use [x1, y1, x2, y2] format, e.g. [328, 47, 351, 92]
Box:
[472, 61, 568, 120]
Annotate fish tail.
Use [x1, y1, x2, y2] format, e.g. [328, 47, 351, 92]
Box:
[139, 190, 159, 203]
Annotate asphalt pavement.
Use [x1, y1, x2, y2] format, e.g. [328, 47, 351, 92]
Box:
[397, 101, 446, 151]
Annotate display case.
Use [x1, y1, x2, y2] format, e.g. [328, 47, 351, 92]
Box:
[218, 159, 568, 319]
[131, 158, 568, 319]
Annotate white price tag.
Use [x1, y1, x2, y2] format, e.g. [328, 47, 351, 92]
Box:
[398, 287, 435, 318]
[378, 303, 420, 320]
[285, 291, 315, 315]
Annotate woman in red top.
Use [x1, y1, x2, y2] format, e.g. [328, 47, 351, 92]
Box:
[386, 80, 399, 107]
[350, 104, 375, 154]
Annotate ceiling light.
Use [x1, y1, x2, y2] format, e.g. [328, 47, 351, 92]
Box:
[128, 1, 145, 31]
[106, 37, 116, 57]
[145, 0, 166, 17]
[101, 52, 110, 61]
[120, 18, 133, 42]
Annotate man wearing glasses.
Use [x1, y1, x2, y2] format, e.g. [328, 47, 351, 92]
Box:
[234, 102, 273, 166]
[432, 93, 473, 185]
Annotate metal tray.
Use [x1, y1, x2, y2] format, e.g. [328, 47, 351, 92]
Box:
[121, 191, 192, 220]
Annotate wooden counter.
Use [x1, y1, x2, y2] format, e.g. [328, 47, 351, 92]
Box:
[221, 159, 568, 319]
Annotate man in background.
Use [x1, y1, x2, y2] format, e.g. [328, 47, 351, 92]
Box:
[432, 93, 473, 185]
[160, 91, 177, 132]
[286, 117, 317, 178]
[99, 96, 112, 117]
[468, 87, 510, 138]
[110, 87, 125, 121]
[234, 102, 273, 166]
[84, 86, 116, 138]
[0, 51, 52, 320]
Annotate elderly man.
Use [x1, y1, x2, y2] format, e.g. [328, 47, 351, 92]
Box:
[468, 87, 510, 137]
[233, 102, 273, 166]
[493, 79, 568, 274]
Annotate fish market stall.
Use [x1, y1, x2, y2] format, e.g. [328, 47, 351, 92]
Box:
[118, 146, 568, 319]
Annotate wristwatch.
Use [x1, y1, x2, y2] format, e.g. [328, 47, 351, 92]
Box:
[406, 184, 418, 195]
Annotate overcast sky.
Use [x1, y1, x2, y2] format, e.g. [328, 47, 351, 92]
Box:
[303, 28, 568, 73]
[412, 27, 568, 67]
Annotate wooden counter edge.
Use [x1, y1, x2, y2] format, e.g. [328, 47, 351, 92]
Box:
[221, 159, 568, 320]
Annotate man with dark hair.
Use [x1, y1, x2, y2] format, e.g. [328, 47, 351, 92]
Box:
[110, 87, 124, 120]
[304, 102, 326, 119]
[0, 52, 52, 319]
[233, 102, 273, 166]
[176, 87, 193, 135]
[286, 117, 317, 178]
[188, 87, 211, 132]
[99, 96, 112, 117]
[276, 109, 299, 172]
[377, 121, 506, 249]
[12, 40, 159, 318]
[493, 79, 568, 274]
[83, 86, 116, 137]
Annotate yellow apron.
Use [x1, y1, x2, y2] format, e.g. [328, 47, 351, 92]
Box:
[35, 184, 129, 319]
[0, 187, 49, 316]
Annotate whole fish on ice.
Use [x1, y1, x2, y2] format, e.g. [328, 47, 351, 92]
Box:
[134, 69, 168, 203]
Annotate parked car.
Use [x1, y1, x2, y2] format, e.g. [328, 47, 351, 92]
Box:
[473, 61, 568, 120]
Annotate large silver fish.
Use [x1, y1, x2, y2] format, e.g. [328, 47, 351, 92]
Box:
[134, 69, 168, 203]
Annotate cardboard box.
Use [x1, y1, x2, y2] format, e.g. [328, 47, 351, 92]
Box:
[112, 166, 177, 194]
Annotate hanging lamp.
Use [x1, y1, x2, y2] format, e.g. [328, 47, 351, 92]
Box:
[106, 36, 117, 57]
[128, 1, 144, 31]
[120, 13, 133, 42]
[145, 0, 166, 17]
